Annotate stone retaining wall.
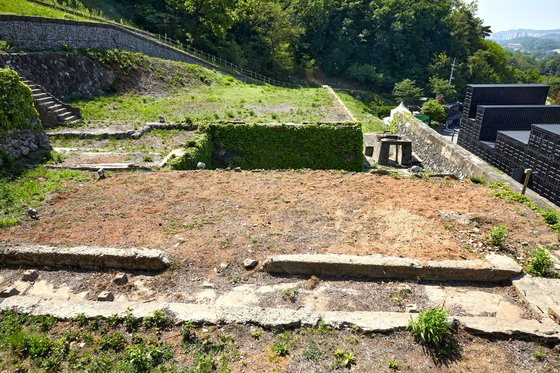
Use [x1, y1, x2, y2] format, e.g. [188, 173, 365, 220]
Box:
[0, 126, 51, 167]
[0, 52, 114, 100]
[0, 15, 236, 79]
[394, 113, 559, 210]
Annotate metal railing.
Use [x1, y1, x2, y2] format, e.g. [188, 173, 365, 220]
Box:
[25, 0, 302, 88]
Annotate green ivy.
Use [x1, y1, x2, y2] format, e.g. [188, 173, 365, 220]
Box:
[0, 68, 39, 134]
[209, 122, 363, 171]
[169, 122, 363, 171]
[168, 131, 212, 170]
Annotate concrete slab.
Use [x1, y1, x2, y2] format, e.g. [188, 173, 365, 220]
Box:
[424, 286, 523, 317]
[512, 276, 560, 317]
[0, 244, 170, 271]
[2, 296, 558, 341]
[263, 253, 522, 282]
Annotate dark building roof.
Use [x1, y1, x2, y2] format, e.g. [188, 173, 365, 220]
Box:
[497, 130, 531, 145]
[464, 85, 550, 118]
[532, 124, 560, 136]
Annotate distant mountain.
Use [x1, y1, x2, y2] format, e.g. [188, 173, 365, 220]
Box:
[489, 29, 560, 54]
[490, 29, 560, 42]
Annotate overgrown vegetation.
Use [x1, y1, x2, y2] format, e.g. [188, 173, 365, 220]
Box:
[0, 68, 39, 133]
[168, 131, 212, 170]
[488, 182, 560, 235]
[525, 247, 555, 278]
[0, 165, 91, 228]
[209, 122, 364, 171]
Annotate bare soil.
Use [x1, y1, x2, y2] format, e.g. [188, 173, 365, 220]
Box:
[1, 171, 556, 275]
[0, 171, 558, 280]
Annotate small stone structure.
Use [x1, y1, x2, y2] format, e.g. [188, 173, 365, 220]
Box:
[365, 134, 412, 167]
[0, 126, 52, 167]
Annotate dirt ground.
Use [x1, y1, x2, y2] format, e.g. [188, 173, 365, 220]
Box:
[1, 171, 556, 274]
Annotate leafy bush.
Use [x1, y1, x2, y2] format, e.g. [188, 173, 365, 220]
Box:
[526, 247, 554, 277]
[407, 306, 453, 349]
[0, 68, 39, 133]
[486, 224, 508, 247]
[421, 99, 446, 124]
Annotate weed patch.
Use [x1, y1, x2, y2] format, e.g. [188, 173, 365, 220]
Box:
[525, 247, 555, 277]
[407, 306, 458, 364]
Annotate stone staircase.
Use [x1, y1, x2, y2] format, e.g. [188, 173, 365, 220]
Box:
[20, 77, 82, 127]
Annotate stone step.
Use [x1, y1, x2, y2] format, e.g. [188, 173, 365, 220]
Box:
[67, 119, 81, 125]
[31, 88, 42, 94]
[50, 106, 65, 113]
[32, 93, 49, 99]
[35, 97, 55, 104]
[58, 112, 75, 119]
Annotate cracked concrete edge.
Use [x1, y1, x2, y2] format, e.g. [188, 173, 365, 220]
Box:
[0, 244, 170, 271]
[1, 296, 558, 341]
[262, 253, 522, 283]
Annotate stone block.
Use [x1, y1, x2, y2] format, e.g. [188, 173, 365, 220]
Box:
[22, 269, 39, 282]
[97, 291, 114, 302]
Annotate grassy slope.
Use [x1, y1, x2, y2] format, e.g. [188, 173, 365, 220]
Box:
[74, 84, 336, 124]
[0, 0, 90, 21]
[0, 166, 91, 228]
[336, 91, 386, 132]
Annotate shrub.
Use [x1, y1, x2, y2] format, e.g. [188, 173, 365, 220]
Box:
[526, 247, 554, 277]
[0, 68, 39, 133]
[407, 306, 453, 349]
[486, 224, 508, 246]
[209, 122, 363, 171]
[421, 99, 447, 124]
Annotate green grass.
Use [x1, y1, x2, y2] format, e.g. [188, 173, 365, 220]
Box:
[0, 0, 91, 21]
[0, 166, 91, 228]
[336, 90, 386, 132]
[73, 83, 337, 124]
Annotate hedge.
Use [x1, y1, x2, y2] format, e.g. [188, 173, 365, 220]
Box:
[169, 122, 364, 171]
[168, 131, 212, 170]
[0, 68, 38, 134]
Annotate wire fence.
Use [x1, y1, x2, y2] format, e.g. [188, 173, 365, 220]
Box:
[25, 0, 302, 88]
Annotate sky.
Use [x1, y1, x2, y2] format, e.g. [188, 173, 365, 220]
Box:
[476, 0, 560, 32]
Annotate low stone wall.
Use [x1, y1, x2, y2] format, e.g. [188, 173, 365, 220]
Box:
[0, 126, 51, 167]
[0, 245, 170, 271]
[394, 113, 558, 210]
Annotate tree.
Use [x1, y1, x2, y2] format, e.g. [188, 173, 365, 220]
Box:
[183, 0, 236, 43]
[392, 79, 423, 106]
[429, 76, 457, 102]
[421, 99, 447, 125]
